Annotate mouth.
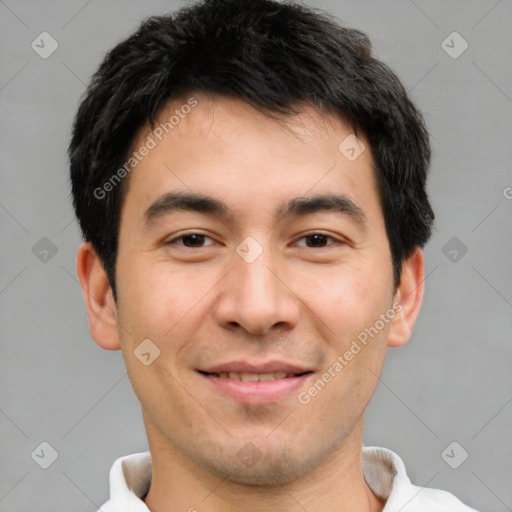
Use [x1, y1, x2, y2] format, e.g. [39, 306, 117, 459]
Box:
[199, 370, 312, 381]
[197, 364, 314, 404]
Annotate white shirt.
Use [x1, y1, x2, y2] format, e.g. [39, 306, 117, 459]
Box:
[97, 446, 479, 511]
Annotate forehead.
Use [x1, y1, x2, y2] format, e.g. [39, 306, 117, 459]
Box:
[121, 92, 380, 225]
[151, 93, 356, 152]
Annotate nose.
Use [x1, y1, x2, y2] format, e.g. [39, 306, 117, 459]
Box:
[213, 243, 300, 336]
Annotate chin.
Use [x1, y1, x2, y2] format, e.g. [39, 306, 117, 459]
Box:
[196, 441, 324, 487]
[227, 464, 310, 487]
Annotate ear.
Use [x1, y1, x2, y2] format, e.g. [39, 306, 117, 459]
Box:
[76, 242, 121, 350]
[387, 247, 425, 348]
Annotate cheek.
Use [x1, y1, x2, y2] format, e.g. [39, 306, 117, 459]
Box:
[115, 260, 219, 384]
[298, 264, 392, 339]
[117, 258, 200, 335]
[115, 263, 200, 411]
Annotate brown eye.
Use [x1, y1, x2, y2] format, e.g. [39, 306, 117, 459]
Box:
[295, 233, 338, 248]
[168, 233, 215, 248]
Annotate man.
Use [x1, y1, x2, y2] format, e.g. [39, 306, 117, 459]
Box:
[69, 0, 478, 510]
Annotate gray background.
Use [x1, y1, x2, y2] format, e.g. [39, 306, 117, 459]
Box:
[1, 0, 511, 510]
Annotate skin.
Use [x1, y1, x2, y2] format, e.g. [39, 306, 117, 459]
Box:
[77, 92, 424, 512]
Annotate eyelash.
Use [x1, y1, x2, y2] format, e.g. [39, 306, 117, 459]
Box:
[166, 232, 342, 249]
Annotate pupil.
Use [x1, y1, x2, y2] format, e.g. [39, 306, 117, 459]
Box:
[308, 234, 326, 247]
[184, 234, 204, 247]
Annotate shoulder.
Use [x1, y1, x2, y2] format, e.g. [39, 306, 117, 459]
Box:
[362, 446, 479, 511]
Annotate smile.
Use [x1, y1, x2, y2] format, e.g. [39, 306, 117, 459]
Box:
[198, 369, 314, 404]
[201, 371, 309, 381]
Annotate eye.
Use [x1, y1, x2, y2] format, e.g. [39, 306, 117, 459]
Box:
[166, 232, 342, 249]
[294, 233, 340, 248]
[167, 233, 216, 248]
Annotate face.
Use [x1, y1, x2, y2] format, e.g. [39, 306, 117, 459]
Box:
[108, 93, 406, 484]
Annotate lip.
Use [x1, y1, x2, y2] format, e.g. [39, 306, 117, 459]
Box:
[200, 360, 313, 375]
[200, 373, 313, 404]
[197, 360, 314, 405]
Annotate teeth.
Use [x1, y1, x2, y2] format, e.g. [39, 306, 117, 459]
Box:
[214, 372, 295, 381]
[240, 373, 259, 382]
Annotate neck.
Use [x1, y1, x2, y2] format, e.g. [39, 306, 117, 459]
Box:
[142, 416, 385, 512]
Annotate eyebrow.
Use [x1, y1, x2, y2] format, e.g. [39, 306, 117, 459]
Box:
[143, 191, 367, 228]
